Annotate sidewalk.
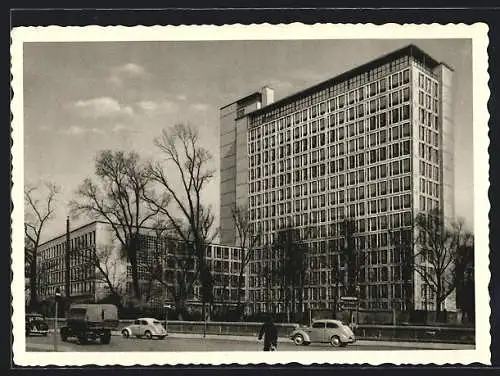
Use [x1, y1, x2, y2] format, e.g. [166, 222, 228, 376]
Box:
[111, 331, 475, 349]
[45, 330, 473, 350]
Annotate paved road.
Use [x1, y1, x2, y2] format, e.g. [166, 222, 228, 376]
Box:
[26, 333, 474, 352]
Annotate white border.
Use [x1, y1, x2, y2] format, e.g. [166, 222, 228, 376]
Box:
[11, 23, 490, 366]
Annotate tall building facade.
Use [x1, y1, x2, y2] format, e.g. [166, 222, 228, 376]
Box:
[219, 45, 455, 314]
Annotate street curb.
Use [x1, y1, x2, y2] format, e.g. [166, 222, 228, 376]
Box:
[46, 330, 474, 349]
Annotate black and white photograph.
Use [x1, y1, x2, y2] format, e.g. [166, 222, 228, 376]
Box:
[11, 23, 490, 365]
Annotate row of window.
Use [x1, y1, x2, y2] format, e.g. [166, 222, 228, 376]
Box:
[249, 282, 410, 304]
[418, 71, 439, 96]
[251, 194, 412, 225]
[251, 126, 413, 171]
[40, 231, 97, 261]
[249, 211, 414, 245]
[249, 65, 411, 130]
[38, 281, 94, 298]
[252, 153, 412, 190]
[249, 105, 412, 155]
[250, 160, 412, 200]
[252, 184, 414, 214]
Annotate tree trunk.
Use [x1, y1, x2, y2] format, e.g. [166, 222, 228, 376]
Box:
[435, 285, 442, 321]
[237, 270, 244, 306]
[29, 251, 38, 310]
[333, 283, 338, 317]
[129, 251, 141, 300]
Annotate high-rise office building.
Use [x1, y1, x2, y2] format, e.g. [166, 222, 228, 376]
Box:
[219, 45, 455, 314]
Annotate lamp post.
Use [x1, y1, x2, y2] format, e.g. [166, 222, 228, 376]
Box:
[54, 287, 61, 351]
[308, 301, 312, 327]
[163, 303, 171, 336]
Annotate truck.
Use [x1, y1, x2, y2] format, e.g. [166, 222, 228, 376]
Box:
[60, 304, 119, 344]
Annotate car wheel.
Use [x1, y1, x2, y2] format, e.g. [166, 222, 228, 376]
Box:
[122, 329, 130, 338]
[330, 335, 341, 347]
[101, 332, 111, 345]
[78, 335, 88, 345]
[293, 334, 305, 346]
[144, 330, 152, 339]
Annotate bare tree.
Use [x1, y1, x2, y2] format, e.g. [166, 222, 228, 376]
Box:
[389, 228, 415, 312]
[340, 218, 359, 296]
[272, 227, 308, 322]
[73, 243, 125, 304]
[412, 210, 473, 318]
[70, 150, 159, 301]
[231, 204, 260, 310]
[455, 236, 475, 322]
[143, 124, 218, 317]
[24, 182, 59, 309]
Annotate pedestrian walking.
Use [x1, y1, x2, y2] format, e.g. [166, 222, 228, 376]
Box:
[258, 315, 278, 351]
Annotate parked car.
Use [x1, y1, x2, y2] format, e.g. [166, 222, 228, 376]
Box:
[60, 304, 119, 344]
[25, 313, 49, 336]
[289, 319, 356, 347]
[121, 318, 167, 339]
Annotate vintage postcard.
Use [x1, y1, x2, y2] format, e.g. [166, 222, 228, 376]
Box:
[11, 23, 490, 366]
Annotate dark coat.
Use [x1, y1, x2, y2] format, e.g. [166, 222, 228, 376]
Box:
[258, 322, 278, 346]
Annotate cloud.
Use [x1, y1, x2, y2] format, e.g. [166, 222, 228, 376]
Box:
[73, 97, 134, 119]
[190, 103, 209, 112]
[137, 99, 178, 116]
[112, 124, 129, 133]
[60, 126, 104, 136]
[108, 63, 147, 86]
[177, 94, 187, 101]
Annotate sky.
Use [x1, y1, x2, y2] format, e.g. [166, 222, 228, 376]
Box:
[23, 39, 473, 242]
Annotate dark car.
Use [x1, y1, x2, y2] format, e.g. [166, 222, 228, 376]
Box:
[25, 313, 49, 336]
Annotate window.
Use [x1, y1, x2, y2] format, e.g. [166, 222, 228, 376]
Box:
[380, 95, 387, 110]
[392, 109, 399, 124]
[312, 322, 325, 329]
[402, 105, 410, 120]
[380, 78, 386, 92]
[403, 122, 411, 137]
[403, 87, 410, 101]
[369, 116, 377, 131]
[379, 112, 387, 127]
[391, 73, 399, 88]
[403, 140, 411, 155]
[326, 322, 339, 329]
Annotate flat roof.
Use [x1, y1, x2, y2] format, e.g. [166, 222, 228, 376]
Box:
[38, 220, 241, 249]
[220, 91, 262, 110]
[246, 44, 448, 119]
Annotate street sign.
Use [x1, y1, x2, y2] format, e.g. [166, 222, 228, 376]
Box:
[340, 296, 358, 310]
[340, 296, 358, 302]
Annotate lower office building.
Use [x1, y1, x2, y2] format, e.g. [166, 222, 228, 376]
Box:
[35, 220, 246, 311]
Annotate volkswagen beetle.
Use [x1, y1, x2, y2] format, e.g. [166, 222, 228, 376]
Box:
[121, 317, 167, 339]
[289, 319, 356, 347]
